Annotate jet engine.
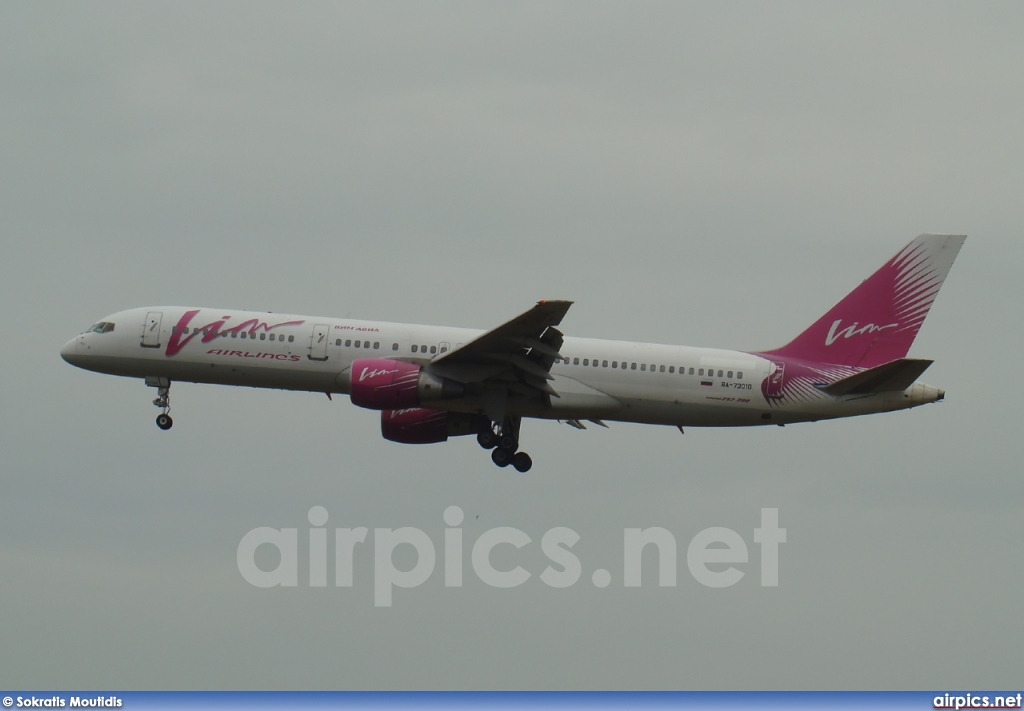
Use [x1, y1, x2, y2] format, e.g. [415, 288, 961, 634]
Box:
[381, 407, 488, 444]
[349, 358, 464, 410]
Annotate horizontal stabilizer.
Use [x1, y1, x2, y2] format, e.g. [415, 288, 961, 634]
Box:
[821, 358, 933, 396]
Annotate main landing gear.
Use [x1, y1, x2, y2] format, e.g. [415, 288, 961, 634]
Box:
[477, 417, 532, 472]
[147, 377, 173, 430]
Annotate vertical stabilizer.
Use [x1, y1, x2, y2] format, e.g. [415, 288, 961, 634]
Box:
[762, 234, 965, 368]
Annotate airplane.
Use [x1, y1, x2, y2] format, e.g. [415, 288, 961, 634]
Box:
[61, 233, 965, 472]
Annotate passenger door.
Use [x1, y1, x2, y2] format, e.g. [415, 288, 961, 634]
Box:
[766, 361, 785, 398]
[308, 324, 330, 361]
[141, 311, 163, 348]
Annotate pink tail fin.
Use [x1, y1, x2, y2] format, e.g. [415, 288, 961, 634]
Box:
[762, 234, 965, 368]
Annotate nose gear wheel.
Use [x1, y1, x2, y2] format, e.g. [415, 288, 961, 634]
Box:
[148, 380, 173, 430]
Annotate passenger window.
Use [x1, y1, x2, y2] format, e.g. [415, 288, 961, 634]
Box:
[728, 371, 733, 378]
[335, 339, 341, 346]
[574, 358, 580, 365]
[259, 333, 266, 341]
[660, 365, 666, 373]
[430, 346, 437, 354]
[231, 332, 237, 338]
[669, 366, 674, 373]
[288, 335, 294, 342]
[631, 363, 637, 370]
[583, 358, 589, 366]
[612, 361, 618, 368]
[392, 343, 399, 351]
[374, 342, 380, 349]
[269, 334, 275, 341]
[717, 370, 723, 378]
[602, 360, 608, 367]
[698, 368, 704, 376]
[345, 339, 352, 347]
[738, 372, 743, 379]
[355, 340, 361, 348]
[411, 345, 418, 353]
[640, 364, 646, 371]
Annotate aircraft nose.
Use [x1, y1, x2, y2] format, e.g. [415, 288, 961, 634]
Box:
[60, 337, 79, 364]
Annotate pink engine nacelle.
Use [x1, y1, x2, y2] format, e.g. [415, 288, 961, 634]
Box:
[349, 358, 464, 410]
[381, 407, 489, 445]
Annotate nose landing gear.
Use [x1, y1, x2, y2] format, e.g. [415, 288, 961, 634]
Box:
[146, 377, 173, 430]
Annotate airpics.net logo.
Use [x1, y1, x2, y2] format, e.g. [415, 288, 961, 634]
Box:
[237, 506, 786, 606]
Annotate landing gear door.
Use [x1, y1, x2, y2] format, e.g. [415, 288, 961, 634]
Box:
[141, 311, 163, 348]
[308, 324, 330, 361]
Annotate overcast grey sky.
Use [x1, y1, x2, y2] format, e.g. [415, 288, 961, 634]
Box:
[2, 1, 1022, 690]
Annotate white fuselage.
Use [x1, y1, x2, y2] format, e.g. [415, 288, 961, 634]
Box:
[61, 306, 941, 429]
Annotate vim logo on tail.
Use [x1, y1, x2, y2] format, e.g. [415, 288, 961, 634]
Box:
[824, 320, 899, 346]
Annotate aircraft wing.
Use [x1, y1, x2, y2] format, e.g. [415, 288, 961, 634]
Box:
[429, 300, 572, 398]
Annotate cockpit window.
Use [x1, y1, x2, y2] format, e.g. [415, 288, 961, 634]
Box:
[86, 322, 115, 334]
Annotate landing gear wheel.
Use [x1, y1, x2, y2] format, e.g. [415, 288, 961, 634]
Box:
[512, 452, 533, 473]
[499, 434, 517, 451]
[477, 430, 498, 449]
[491, 447, 513, 468]
[156, 413, 173, 430]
